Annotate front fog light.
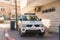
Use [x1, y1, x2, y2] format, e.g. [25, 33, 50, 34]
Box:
[42, 29, 43, 30]
[22, 29, 25, 31]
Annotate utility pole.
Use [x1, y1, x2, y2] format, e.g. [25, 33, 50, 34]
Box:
[15, 0, 18, 30]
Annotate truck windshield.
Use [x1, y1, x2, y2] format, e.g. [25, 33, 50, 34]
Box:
[23, 15, 39, 21]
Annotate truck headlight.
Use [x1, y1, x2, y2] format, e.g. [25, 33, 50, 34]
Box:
[22, 29, 25, 31]
[22, 24, 26, 27]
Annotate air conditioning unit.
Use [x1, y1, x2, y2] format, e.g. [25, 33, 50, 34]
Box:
[35, 6, 41, 12]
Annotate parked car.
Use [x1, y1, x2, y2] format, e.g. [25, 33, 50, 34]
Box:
[19, 13, 45, 37]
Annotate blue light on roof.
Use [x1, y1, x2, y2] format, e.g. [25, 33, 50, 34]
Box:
[25, 13, 35, 15]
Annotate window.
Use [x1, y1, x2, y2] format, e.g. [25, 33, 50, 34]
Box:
[42, 8, 55, 13]
[45, 10, 48, 13]
[1, 8, 5, 11]
[42, 10, 45, 13]
[48, 9, 52, 12]
[23, 16, 39, 21]
[52, 8, 55, 12]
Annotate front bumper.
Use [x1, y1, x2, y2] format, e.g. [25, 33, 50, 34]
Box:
[25, 30, 41, 34]
[21, 27, 45, 34]
[21, 28, 45, 33]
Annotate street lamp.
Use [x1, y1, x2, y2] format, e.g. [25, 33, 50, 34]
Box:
[15, 0, 18, 30]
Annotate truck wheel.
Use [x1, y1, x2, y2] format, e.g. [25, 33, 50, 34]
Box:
[19, 29, 26, 37]
[39, 31, 45, 36]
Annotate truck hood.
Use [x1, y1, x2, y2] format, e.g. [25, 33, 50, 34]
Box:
[22, 21, 42, 24]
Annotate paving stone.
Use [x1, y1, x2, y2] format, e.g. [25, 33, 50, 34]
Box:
[0, 29, 5, 40]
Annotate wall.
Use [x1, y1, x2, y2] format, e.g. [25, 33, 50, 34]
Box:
[0, 2, 11, 19]
[0, 0, 11, 4]
[0, 2, 20, 20]
[36, 1, 60, 32]
[23, 0, 58, 13]
[11, 0, 20, 6]
[10, 5, 21, 19]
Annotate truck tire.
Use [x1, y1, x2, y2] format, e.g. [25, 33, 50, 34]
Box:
[19, 29, 26, 37]
[39, 31, 45, 36]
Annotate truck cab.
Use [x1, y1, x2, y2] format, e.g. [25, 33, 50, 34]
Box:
[19, 13, 45, 37]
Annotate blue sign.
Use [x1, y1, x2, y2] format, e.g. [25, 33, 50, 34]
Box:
[59, 25, 60, 40]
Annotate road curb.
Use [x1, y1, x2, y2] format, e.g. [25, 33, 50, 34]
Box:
[48, 31, 58, 34]
[5, 30, 15, 40]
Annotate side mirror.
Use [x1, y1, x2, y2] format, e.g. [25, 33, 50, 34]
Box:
[20, 19, 22, 21]
[39, 19, 42, 21]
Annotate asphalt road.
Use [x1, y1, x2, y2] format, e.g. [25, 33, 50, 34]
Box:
[7, 30, 58, 40]
[0, 28, 5, 40]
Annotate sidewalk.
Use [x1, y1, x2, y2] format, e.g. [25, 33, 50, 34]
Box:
[6, 30, 19, 40]
[5, 29, 16, 40]
[0, 28, 5, 40]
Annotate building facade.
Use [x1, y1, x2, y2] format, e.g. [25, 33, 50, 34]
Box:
[36, 1, 60, 32]
[0, 0, 60, 32]
[26, 0, 60, 32]
[0, 0, 20, 19]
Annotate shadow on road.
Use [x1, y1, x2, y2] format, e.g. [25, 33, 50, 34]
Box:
[7, 30, 58, 40]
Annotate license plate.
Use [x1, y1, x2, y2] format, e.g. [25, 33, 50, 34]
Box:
[30, 28, 37, 30]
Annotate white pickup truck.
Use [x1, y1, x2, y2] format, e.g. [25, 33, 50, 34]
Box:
[19, 13, 45, 37]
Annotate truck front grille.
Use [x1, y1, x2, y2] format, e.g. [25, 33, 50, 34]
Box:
[27, 25, 32, 27]
[35, 25, 40, 27]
